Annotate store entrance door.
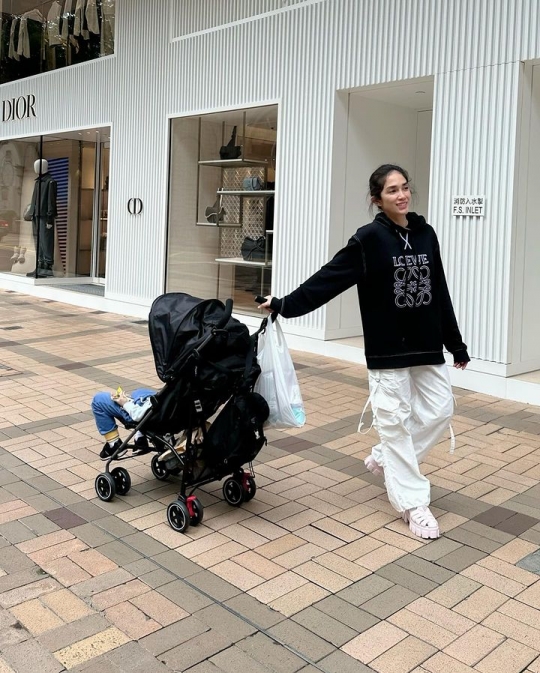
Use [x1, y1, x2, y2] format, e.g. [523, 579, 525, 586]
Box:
[77, 134, 109, 282]
[334, 79, 433, 341]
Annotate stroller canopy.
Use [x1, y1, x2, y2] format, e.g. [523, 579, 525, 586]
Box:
[149, 293, 252, 382]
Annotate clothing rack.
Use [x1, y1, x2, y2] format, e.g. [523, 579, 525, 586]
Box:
[1, 0, 112, 77]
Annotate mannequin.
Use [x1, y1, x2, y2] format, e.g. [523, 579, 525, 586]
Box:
[26, 159, 58, 277]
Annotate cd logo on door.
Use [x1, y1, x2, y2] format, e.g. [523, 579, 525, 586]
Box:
[127, 198, 143, 215]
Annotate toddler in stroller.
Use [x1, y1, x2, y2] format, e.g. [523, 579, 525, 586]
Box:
[92, 387, 155, 459]
[93, 292, 270, 534]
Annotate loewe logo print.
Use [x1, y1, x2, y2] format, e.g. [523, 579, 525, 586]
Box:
[393, 254, 432, 308]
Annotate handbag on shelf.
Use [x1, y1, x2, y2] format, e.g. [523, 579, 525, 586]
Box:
[205, 196, 226, 224]
[241, 236, 266, 262]
[219, 126, 242, 160]
[242, 176, 264, 191]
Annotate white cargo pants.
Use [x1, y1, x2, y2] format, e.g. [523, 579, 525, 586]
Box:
[367, 364, 454, 513]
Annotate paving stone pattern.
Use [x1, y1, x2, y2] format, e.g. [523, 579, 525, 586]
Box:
[0, 290, 539, 672]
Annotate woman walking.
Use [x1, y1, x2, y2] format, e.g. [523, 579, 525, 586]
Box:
[258, 164, 469, 539]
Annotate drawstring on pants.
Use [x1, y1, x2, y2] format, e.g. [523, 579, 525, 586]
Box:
[449, 424, 456, 454]
[449, 393, 457, 454]
[358, 377, 381, 434]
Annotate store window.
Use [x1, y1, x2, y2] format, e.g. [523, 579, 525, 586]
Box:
[0, 127, 110, 281]
[0, 1, 115, 85]
[166, 105, 277, 316]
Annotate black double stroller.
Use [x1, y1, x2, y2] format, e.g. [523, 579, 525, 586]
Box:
[94, 292, 269, 534]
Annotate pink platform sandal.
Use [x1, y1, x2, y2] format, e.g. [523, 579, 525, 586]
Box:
[364, 454, 384, 477]
[402, 506, 440, 539]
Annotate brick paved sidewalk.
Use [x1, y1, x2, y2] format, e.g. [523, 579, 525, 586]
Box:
[0, 289, 539, 673]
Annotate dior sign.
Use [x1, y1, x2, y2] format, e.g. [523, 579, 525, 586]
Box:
[2, 94, 36, 122]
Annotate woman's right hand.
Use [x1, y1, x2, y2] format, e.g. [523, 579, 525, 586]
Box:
[257, 295, 274, 311]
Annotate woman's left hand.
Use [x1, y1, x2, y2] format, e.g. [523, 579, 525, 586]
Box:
[257, 295, 274, 311]
[454, 362, 468, 370]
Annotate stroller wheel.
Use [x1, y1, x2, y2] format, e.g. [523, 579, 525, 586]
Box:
[244, 476, 257, 502]
[223, 477, 245, 507]
[167, 500, 190, 533]
[111, 467, 131, 496]
[151, 454, 170, 481]
[95, 473, 116, 502]
[189, 497, 204, 526]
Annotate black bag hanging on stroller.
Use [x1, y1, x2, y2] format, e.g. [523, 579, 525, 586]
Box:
[204, 391, 269, 468]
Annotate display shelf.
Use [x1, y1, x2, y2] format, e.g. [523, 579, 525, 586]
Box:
[198, 158, 268, 168]
[196, 116, 274, 308]
[217, 189, 274, 197]
[196, 221, 243, 228]
[215, 256, 271, 268]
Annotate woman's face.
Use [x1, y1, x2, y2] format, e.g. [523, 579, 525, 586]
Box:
[374, 171, 410, 222]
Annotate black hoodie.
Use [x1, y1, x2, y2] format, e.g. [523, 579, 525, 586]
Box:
[270, 212, 469, 370]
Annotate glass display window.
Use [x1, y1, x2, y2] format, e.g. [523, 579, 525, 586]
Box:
[167, 105, 278, 316]
[0, 126, 110, 283]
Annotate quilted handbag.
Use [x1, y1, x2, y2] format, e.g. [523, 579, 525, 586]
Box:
[241, 236, 266, 262]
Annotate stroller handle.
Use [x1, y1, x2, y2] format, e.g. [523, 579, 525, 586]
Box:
[216, 298, 233, 329]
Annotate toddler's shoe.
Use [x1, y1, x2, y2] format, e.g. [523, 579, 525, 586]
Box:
[100, 439, 127, 460]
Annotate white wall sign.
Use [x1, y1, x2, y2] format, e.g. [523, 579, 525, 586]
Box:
[452, 195, 485, 217]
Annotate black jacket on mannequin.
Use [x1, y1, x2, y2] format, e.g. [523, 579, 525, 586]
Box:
[29, 173, 58, 223]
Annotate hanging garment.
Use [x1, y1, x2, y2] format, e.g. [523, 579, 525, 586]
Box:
[47, 1, 63, 46]
[8, 17, 19, 60]
[17, 10, 44, 59]
[86, 0, 100, 34]
[74, 0, 89, 39]
[17, 17, 30, 58]
[62, 0, 79, 51]
[61, 0, 73, 40]
[100, 0, 115, 55]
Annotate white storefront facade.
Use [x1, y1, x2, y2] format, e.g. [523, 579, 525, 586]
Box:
[1, 0, 540, 403]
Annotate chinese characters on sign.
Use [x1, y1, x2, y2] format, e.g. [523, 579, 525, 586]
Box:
[452, 196, 485, 217]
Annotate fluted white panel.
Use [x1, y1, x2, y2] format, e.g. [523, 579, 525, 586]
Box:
[102, 2, 170, 304]
[0, 0, 540, 361]
[0, 57, 115, 133]
[334, 0, 540, 89]
[172, 0, 320, 38]
[430, 62, 520, 364]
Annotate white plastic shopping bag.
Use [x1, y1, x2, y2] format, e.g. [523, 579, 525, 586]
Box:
[254, 317, 306, 428]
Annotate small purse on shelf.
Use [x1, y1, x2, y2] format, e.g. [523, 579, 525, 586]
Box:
[242, 176, 264, 191]
[219, 126, 242, 160]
